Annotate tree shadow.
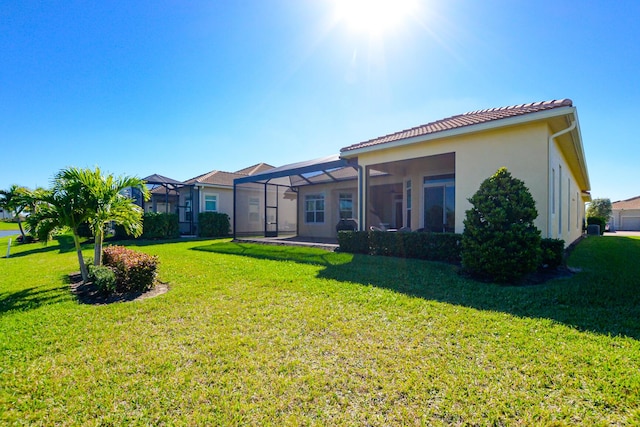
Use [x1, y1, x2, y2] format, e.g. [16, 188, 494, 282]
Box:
[195, 239, 640, 340]
[6, 235, 81, 258]
[0, 283, 69, 314]
[191, 241, 347, 266]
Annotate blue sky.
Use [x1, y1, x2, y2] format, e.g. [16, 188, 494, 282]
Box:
[1, 0, 638, 202]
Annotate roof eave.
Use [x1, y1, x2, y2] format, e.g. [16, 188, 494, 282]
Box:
[566, 108, 591, 192]
[340, 106, 577, 158]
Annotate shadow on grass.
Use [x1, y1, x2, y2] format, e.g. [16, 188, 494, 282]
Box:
[0, 284, 69, 314]
[192, 241, 350, 266]
[194, 238, 640, 340]
[6, 235, 80, 258]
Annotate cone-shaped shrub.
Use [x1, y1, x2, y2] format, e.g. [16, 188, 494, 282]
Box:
[462, 167, 541, 283]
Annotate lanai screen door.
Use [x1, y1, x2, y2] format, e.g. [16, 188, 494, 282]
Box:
[265, 183, 278, 237]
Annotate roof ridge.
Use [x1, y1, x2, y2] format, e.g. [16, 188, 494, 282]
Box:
[187, 170, 220, 183]
[341, 99, 574, 152]
[614, 195, 640, 203]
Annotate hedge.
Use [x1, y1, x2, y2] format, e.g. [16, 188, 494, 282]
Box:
[338, 231, 462, 263]
[540, 238, 565, 269]
[141, 212, 180, 239]
[198, 212, 230, 237]
[339, 231, 566, 269]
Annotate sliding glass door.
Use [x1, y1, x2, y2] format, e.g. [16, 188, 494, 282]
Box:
[423, 175, 455, 233]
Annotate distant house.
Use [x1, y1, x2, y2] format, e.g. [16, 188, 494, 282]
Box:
[0, 208, 13, 220]
[234, 99, 591, 246]
[610, 196, 640, 231]
[142, 164, 274, 235]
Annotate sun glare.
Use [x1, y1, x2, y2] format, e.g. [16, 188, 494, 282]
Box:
[333, 0, 417, 37]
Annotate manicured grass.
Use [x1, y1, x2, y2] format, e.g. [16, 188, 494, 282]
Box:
[1, 234, 640, 425]
[0, 221, 20, 231]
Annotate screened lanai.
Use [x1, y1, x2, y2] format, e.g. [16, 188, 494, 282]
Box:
[233, 155, 362, 239]
[142, 174, 196, 235]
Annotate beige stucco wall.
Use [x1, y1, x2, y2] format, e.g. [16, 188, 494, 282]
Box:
[349, 122, 586, 245]
[297, 181, 360, 239]
[198, 187, 234, 232]
[548, 133, 586, 243]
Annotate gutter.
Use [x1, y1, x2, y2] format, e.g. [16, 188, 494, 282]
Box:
[547, 117, 577, 238]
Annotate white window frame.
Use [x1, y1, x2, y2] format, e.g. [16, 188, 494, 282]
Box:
[204, 194, 218, 212]
[305, 193, 325, 224]
[338, 193, 354, 219]
[406, 180, 412, 229]
[249, 197, 260, 223]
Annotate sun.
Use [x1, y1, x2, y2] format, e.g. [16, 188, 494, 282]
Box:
[332, 0, 417, 37]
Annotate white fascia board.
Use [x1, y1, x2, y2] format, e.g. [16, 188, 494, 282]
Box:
[340, 106, 577, 158]
[568, 109, 591, 191]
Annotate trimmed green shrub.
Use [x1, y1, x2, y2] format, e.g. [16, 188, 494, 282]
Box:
[337, 230, 462, 263]
[462, 167, 542, 284]
[198, 212, 230, 237]
[337, 230, 369, 254]
[88, 264, 117, 294]
[540, 238, 565, 269]
[103, 245, 158, 293]
[587, 216, 607, 235]
[142, 212, 180, 239]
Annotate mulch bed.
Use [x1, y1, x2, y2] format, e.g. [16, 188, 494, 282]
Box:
[69, 273, 169, 305]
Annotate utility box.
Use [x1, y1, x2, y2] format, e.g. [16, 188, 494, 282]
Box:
[587, 224, 601, 236]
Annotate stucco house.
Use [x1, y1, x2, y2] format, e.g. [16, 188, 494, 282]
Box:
[234, 99, 591, 246]
[141, 164, 274, 235]
[0, 208, 14, 220]
[610, 196, 640, 231]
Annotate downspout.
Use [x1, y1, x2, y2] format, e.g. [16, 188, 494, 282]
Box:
[547, 119, 577, 238]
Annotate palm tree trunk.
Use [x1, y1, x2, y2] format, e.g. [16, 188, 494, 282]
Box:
[72, 231, 89, 283]
[94, 228, 103, 266]
[17, 217, 26, 241]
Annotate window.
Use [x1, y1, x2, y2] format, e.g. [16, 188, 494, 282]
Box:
[423, 174, 455, 233]
[576, 192, 580, 230]
[406, 180, 412, 228]
[339, 193, 353, 219]
[558, 166, 562, 233]
[185, 199, 192, 221]
[552, 168, 556, 214]
[568, 178, 571, 232]
[249, 197, 260, 223]
[205, 195, 218, 212]
[305, 194, 324, 223]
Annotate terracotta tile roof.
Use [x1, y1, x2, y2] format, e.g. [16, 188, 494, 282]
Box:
[612, 196, 640, 210]
[185, 170, 243, 187]
[340, 99, 574, 153]
[234, 163, 275, 176]
[185, 163, 275, 187]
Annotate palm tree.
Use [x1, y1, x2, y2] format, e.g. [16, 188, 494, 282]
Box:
[0, 185, 29, 241]
[27, 167, 150, 281]
[27, 170, 94, 282]
[65, 167, 149, 265]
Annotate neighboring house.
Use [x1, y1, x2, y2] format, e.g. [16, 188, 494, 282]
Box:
[141, 164, 274, 235]
[610, 196, 640, 231]
[0, 208, 13, 220]
[234, 99, 591, 246]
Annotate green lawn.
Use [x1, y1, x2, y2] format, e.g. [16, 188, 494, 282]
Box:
[0, 221, 20, 231]
[1, 234, 640, 425]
